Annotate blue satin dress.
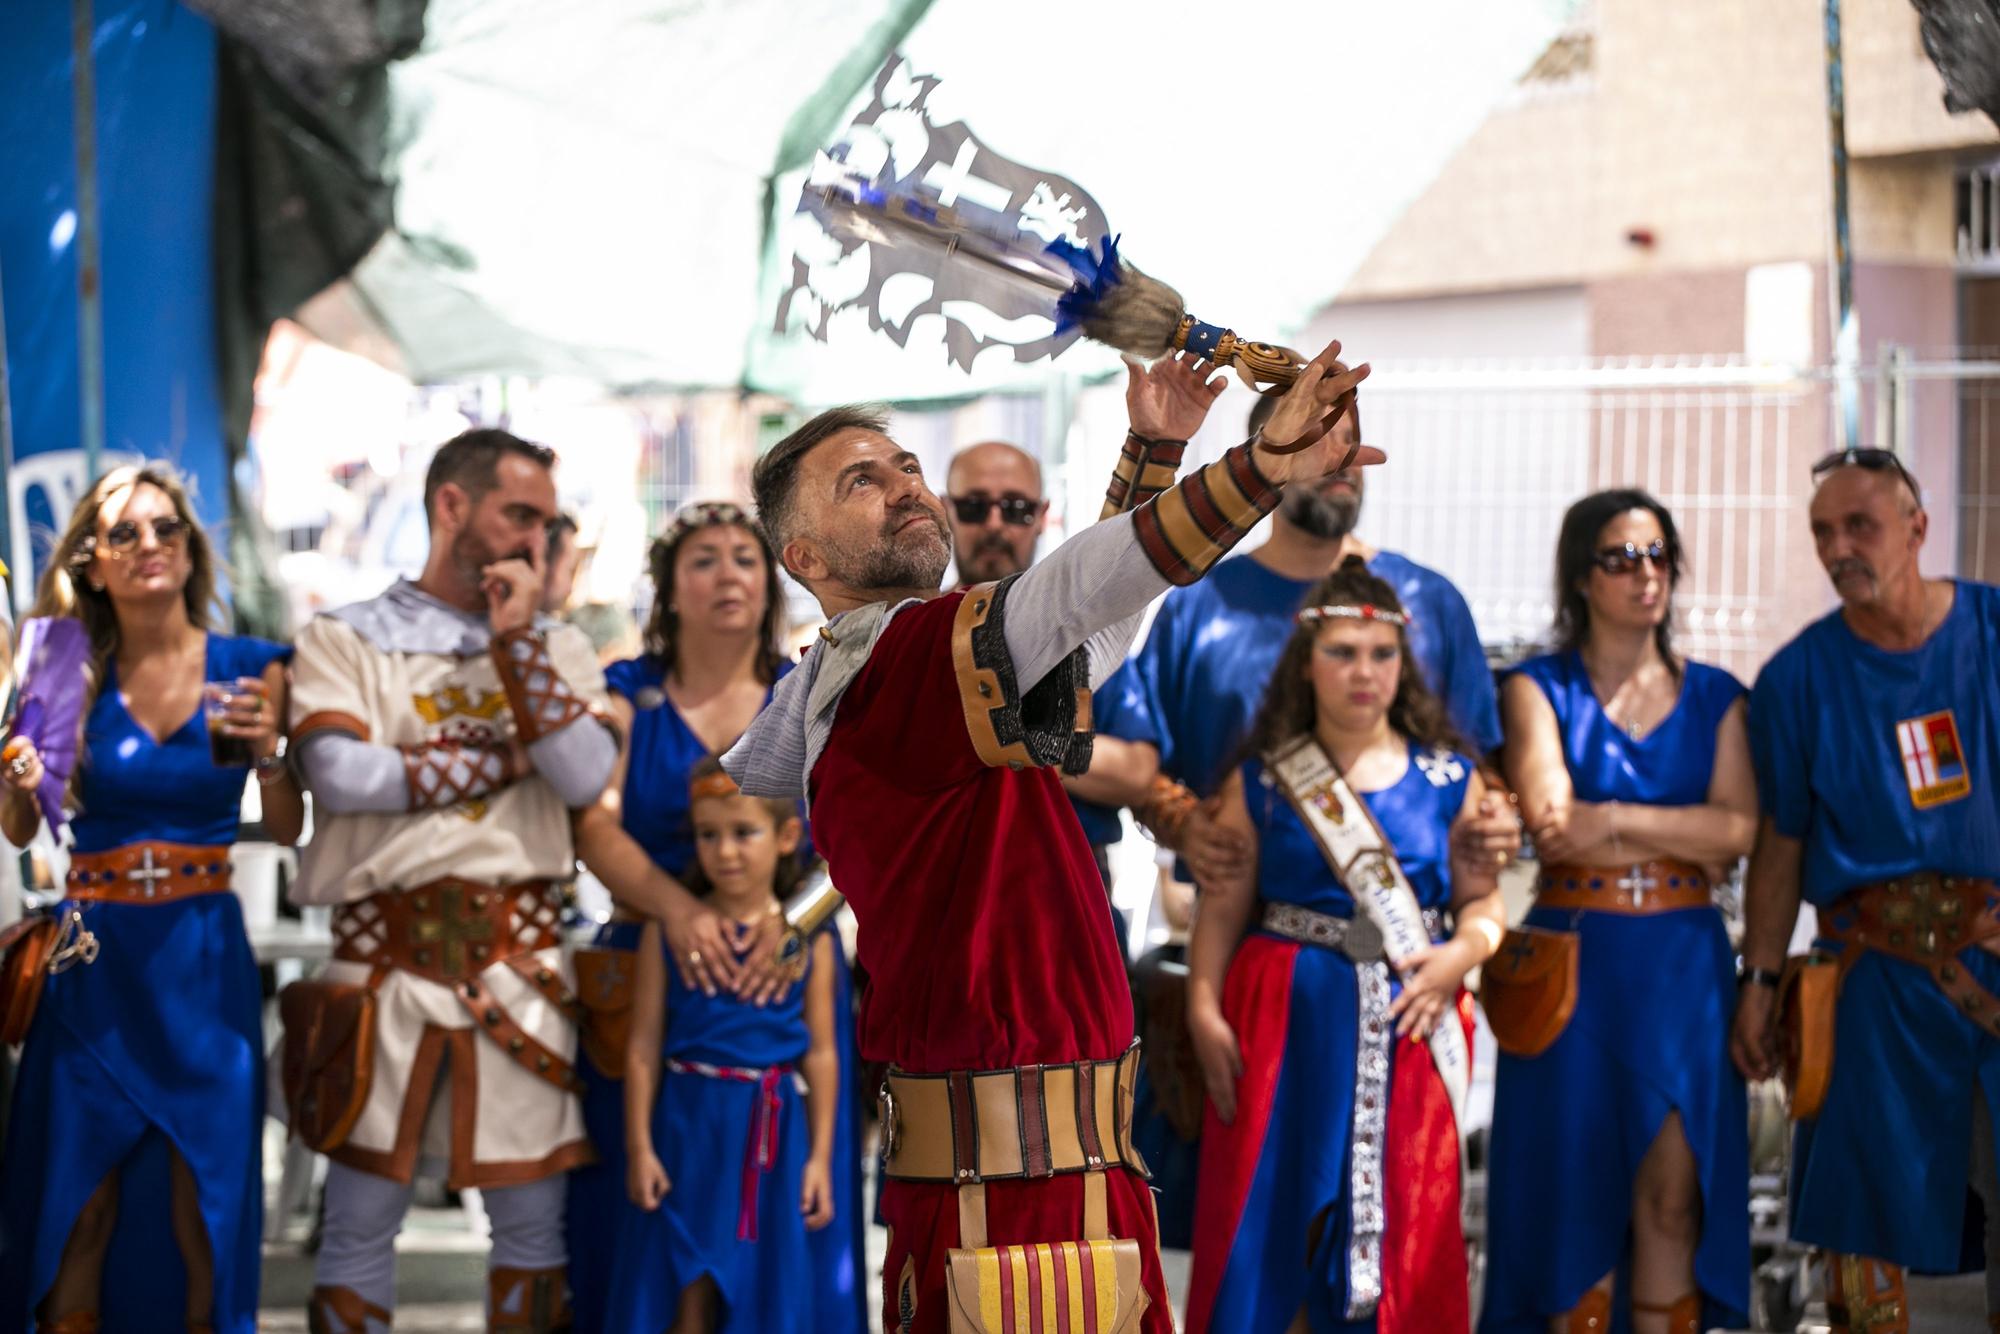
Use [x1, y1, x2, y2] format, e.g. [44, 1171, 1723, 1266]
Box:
[1188, 742, 1472, 1334]
[1480, 652, 1750, 1332]
[606, 931, 818, 1333]
[0, 633, 289, 1334]
[567, 655, 865, 1334]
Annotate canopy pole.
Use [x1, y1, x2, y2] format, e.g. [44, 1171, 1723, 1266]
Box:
[72, 0, 105, 484]
[1825, 0, 1860, 451]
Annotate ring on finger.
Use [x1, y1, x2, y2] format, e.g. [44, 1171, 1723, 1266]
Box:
[686, 949, 703, 968]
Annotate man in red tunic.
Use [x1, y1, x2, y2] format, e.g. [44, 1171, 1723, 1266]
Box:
[723, 342, 1374, 1332]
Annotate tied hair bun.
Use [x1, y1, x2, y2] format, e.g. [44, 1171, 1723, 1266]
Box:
[1337, 553, 1369, 574]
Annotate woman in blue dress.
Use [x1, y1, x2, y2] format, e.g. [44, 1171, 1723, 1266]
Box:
[1481, 489, 1757, 1334]
[611, 759, 839, 1333]
[1185, 557, 1506, 1334]
[570, 502, 864, 1333]
[0, 466, 300, 1334]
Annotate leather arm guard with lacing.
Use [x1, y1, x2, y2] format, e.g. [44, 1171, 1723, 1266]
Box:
[401, 740, 517, 810]
[490, 627, 591, 743]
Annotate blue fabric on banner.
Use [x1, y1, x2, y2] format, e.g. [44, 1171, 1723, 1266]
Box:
[0, 0, 232, 590]
[1750, 581, 2000, 1269]
[1480, 651, 1749, 1332]
[0, 634, 287, 1334]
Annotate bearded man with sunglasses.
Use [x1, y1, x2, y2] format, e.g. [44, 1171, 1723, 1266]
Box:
[1734, 447, 2000, 1332]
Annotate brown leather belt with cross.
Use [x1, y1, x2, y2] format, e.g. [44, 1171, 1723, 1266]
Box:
[332, 878, 583, 1094]
[1818, 873, 2000, 1037]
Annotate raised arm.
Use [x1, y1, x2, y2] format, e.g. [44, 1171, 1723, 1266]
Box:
[993, 343, 1374, 694]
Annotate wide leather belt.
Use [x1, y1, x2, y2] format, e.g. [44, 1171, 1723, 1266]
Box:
[332, 878, 563, 986]
[1820, 873, 2000, 1037]
[333, 879, 582, 1094]
[879, 1040, 1146, 1184]
[1536, 860, 1711, 915]
[1259, 900, 1444, 960]
[67, 841, 232, 902]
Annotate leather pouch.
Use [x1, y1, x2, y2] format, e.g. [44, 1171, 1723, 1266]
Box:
[280, 968, 385, 1151]
[573, 946, 636, 1079]
[1779, 953, 1838, 1120]
[1479, 925, 1580, 1057]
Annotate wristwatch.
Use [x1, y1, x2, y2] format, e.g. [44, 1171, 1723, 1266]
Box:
[1738, 963, 1782, 989]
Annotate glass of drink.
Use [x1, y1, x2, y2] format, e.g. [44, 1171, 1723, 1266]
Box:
[202, 681, 258, 768]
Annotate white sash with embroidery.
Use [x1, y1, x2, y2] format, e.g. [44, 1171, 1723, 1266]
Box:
[1266, 735, 1470, 1124]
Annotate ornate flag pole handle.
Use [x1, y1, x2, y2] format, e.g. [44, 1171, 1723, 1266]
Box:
[1171, 315, 1308, 390]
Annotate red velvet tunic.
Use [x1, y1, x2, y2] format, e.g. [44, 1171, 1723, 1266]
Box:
[810, 592, 1172, 1332]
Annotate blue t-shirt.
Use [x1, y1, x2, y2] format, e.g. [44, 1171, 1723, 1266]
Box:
[1509, 651, 1744, 808]
[1133, 549, 1501, 801]
[1750, 581, 2000, 906]
[1068, 660, 1162, 848]
[72, 633, 292, 853]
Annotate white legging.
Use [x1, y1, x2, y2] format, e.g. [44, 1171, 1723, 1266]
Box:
[315, 1159, 567, 1330]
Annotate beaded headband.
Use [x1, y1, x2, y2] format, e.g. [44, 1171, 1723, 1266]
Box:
[688, 769, 742, 800]
[1295, 603, 1411, 629]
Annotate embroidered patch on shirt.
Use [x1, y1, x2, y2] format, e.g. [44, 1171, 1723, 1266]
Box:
[1897, 709, 1971, 809]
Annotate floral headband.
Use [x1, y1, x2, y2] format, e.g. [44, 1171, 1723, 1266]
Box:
[667, 501, 752, 539]
[1295, 603, 1411, 628]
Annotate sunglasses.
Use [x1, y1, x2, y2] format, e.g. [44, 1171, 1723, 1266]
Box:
[1809, 447, 1923, 502]
[949, 494, 1045, 528]
[1592, 539, 1670, 576]
[102, 515, 190, 554]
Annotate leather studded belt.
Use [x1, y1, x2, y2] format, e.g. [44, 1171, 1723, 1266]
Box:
[1820, 874, 2000, 1039]
[66, 841, 232, 902]
[332, 878, 562, 986]
[333, 879, 582, 1094]
[878, 1040, 1145, 1184]
[1536, 860, 1711, 915]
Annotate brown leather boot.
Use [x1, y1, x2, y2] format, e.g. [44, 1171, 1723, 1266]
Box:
[36, 1314, 99, 1334]
[1633, 1293, 1700, 1334]
[1826, 1254, 1908, 1334]
[1565, 1288, 1612, 1333]
[307, 1285, 392, 1334]
[488, 1266, 571, 1333]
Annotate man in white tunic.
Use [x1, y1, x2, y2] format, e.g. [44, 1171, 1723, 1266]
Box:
[287, 429, 616, 1334]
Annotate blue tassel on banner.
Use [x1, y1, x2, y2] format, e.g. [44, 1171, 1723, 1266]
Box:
[1049, 234, 1123, 333]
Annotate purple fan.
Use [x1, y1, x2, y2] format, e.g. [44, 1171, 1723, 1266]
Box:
[8, 617, 90, 834]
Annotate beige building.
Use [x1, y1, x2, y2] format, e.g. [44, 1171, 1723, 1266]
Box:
[1296, 0, 2000, 678]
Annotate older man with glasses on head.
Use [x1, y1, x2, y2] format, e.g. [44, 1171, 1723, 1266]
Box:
[1735, 447, 2000, 1333]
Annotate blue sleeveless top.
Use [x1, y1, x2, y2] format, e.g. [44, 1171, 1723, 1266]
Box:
[662, 927, 811, 1069]
[72, 633, 292, 853]
[1508, 651, 1745, 808]
[1241, 740, 1473, 915]
[606, 654, 797, 880]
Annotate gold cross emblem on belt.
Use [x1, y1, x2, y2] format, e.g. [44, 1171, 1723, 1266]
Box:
[409, 885, 496, 976]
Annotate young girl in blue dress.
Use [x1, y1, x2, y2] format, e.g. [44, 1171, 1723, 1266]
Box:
[1184, 557, 1506, 1334]
[1481, 490, 1756, 1334]
[0, 467, 302, 1334]
[610, 758, 838, 1334]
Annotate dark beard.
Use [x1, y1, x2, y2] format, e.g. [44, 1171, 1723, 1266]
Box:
[1280, 487, 1361, 541]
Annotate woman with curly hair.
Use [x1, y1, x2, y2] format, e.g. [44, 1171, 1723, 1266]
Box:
[1183, 555, 1504, 1334]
